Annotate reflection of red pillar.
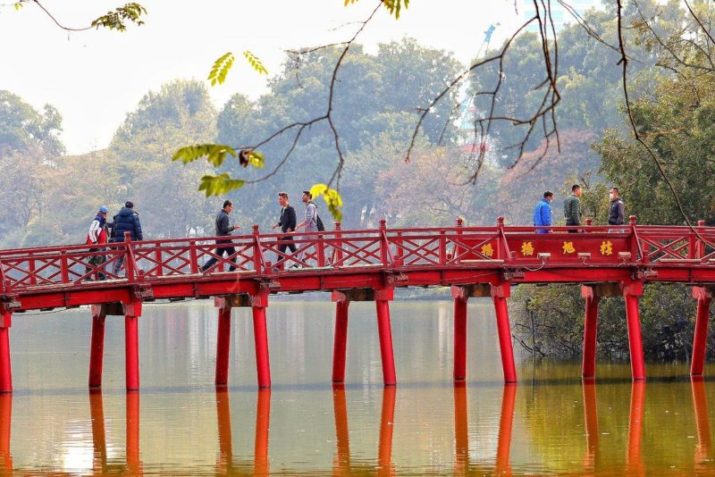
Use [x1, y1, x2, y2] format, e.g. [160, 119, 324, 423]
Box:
[124, 301, 142, 391]
[215, 304, 232, 387]
[691, 287, 712, 377]
[252, 292, 271, 389]
[495, 384, 516, 474]
[332, 385, 351, 473]
[0, 310, 12, 393]
[378, 386, 396, 477]
[254, 389, 271, 476]
[626, 381, 645, 476]
[89, 392, 107, 471]
[126, 392, 141, 475]
[691, 379, 712, 467]
[375, 288, 396, 386]
[216, 390, 232, 471]
[89, 305, 107, 389]
[582, 383, 599, 470]
[581, 286, 600, 380]
[454, 384, 469, 471]
[492, 284, 517, 383]
[454, 295, 468, 382]
[332, 298, 350, 384]
[0, 394, 11, 471]
[623, 282, 646, 381]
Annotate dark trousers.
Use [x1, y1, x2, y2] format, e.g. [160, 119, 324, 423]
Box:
[202, 240, 237, 272]
[276, 236, 297, 267]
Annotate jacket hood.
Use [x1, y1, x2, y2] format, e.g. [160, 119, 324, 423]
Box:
[117, 207, 135, 217]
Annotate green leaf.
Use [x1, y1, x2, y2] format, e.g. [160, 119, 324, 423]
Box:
[382, 0, 409, 19]
[242, 51, 268, 75]
[247, 150, 265, 168]
[309, 183, 343, 222]
[172, 144, 237, 167]
[198, 173, 245, 197]
[208, 52, 235, 86]
[13, 2, 23, 11]
[90, 2, 147, 31]
[344, 0, 360, 5]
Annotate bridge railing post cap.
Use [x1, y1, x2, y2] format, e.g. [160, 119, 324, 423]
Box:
[497, 216, 505, 226]
[629, 216, 637, 225]
[456, 217, 464, 226]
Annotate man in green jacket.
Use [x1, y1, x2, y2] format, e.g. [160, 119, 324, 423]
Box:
[564, 184, 582, 232]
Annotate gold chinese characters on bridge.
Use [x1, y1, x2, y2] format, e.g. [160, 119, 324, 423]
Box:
[562, 241, 576, 254]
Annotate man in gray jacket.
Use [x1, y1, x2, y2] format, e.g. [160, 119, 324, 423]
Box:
[564, 184, 582, 233]
[201, 200, 239, 272]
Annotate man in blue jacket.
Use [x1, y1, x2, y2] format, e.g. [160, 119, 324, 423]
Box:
[533, 191, 554, 234]
[111, 201, 143, 275]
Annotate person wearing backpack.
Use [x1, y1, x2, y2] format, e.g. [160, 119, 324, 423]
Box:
[295, 190, 324, 266]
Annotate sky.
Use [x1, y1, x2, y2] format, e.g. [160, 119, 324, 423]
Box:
[0, 0, 586, 155]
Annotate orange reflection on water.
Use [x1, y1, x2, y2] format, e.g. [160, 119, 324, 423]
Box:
[377, 386, 396, 477]
[254, 389, 271, 476]
[691, 379, 712, 469]
[332, 385, 351, 475]
[453, 384, 469, 472]
[0, 394, 11, 472]
[625, 381, 645, 477]
[495, 384, 516, 476]
[582, 382, 599, 472]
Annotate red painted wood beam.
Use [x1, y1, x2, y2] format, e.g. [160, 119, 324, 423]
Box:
[215, 303, 232, 387]
[581, 286, 600, 380]
[332, 293, 350, 384]
[623, 282, 646, 381]
[124, 300, 142, 392]
[88, 305, 107, 389]
[691, 287, 712, 377]
[491, 283, 517, 383]
[252, 291, 271, 389]
[375, 287, 396, 386]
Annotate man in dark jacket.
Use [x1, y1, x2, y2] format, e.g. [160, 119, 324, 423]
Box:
[563, 184, 583, 233]
[111, 201, 143, 275]
[272, 192, 297, 269]
[201, 200, 239, 273]
[608, 187, 625, 225]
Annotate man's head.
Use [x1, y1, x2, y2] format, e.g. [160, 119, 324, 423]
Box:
[571, 184, 582, 197]
[99, 205, 109, 216]
[302, 190, 312, 203]
[223, 199, 233, 213]
[278, 192, 289, 207]
[125, 201, 134, 209]
[543, 191, 554, 202]
[609, 187, 620, 200]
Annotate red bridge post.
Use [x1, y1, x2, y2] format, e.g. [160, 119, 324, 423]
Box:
[331, 291, 350, 384]
[452, 287, 469, 382]
[581, 286, 600, 380]
[0, 309, 11, 393]
[691, 286, 713, 377]
[375, 287, 396, 386]
[215, 298, 233, 387]
[491, 283, 517, 383]
[89, 304, 107, 389]
[124, 300, 142, 392]
[252, 290, 271, 389]
[622, 281, 646, 381]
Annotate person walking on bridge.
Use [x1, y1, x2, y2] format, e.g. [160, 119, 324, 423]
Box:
[111, 201, 143, 275]
[201, 200, 239, 273]
[272, 192, 297, 269]
[533, 191, 553, 234]
[295, 190, 319, 266]
[564, 184, 583, 233]
[608, 187, 625, 226]
[85, 205, 110, 280]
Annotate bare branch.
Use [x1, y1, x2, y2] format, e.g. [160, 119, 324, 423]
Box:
[30, 0, 93, 32]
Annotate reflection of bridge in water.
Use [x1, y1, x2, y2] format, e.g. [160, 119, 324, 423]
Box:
[1, 218, 715, 391]
[0, 381, 712, 474]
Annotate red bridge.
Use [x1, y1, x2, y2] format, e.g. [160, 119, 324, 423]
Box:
[0, 217, 714, 393]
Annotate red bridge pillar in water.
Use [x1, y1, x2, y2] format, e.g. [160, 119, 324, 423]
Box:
[622, 281, 646, 381]
[491, 283, 517, 383]
[581, 286, 600, 380]
[691, 286, 713, 377]
[375, 287, 396, 386]
[451, 284, 493, 382]
[88, 305, 107, 389]
[0, 308, 12, 393]
[252, 290, 271, 389]
[213, 296, 238, 388]
[124, 299, 142, 392]
[331, 291, 351, 384]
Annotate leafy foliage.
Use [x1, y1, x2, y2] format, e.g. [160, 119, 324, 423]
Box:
[90, 3, 147, 31]
[382, 0, 410, 19]
[208, 52, 235, 86]
[172, 144, 237, 167]
[310, 183, 343, 221]
[198, 173, 245, 197]
[242, 51, 268, 75]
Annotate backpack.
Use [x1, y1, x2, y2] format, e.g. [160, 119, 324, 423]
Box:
[316, 214, 325, 231]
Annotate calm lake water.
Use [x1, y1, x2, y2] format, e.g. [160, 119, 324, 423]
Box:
[2, 298, 714, 475]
